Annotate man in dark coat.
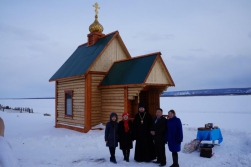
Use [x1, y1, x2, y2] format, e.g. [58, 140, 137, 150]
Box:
[151, 108, 167, 166]
[133, 103, 155, 162]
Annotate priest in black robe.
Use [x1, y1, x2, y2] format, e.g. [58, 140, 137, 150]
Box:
[133, 102, 155, 162]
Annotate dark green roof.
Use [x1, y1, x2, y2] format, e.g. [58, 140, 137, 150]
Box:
[49, 32, 116, 81]
[100, 54, 157, 86]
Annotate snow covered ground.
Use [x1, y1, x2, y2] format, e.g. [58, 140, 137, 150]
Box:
[0, 96, 251, 167]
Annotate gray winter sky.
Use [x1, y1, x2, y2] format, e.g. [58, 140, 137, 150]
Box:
[0, 0, 251, 98]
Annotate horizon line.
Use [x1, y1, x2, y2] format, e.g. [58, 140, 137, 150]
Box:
[0, 87, 250, 99]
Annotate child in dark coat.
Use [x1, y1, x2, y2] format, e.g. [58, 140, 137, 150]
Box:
[105, 112, 119, 164]
[118, 112, 133, 162]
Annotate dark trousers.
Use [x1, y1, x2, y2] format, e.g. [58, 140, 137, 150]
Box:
[172, 152, 179, 166]
[122, 149, 130, 160]
[109, 147, 116, 160]
[154, 141, 166, 165]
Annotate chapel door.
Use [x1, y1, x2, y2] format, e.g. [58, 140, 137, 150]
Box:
[129, 89, 160, 119]
[139, 89, 160, 118]
[130, 96, 138, 118]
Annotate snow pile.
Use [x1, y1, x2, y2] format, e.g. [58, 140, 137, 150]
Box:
[0, 136, 18, 167]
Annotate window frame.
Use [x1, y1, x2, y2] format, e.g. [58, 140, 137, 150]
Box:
[64, 90, 73, 118]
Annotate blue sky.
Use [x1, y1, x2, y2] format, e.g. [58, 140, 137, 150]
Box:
[0, 0, 251, 98]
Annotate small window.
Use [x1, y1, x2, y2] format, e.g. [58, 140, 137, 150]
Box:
[65, 91, 73, 117]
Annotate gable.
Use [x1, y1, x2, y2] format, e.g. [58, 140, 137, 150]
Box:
[90, 36, 130, 72]
[145, 56, 173, 85]
[99, 54, 157, 86]
[49, 32, 116, 81]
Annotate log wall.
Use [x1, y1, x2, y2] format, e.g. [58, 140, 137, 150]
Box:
[128, 87, 143, 100]
[56, 77, 85, 127]
[101, 88, 125, 124]
[91, 74, 105, 126]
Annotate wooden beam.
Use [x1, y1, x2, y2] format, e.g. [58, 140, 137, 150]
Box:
[124, 87, 128, 113]
[101, 88, 124, 92]
[99, 84, 145, 89]
[50, 75, 85, 82]
[88, 71, 107, 75]
[55, 81, 58, 127]
[128, 96, 135, 100]
[84, 73, 92, 132]
[55, 123, 85, 133]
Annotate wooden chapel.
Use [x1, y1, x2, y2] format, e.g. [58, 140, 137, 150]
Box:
[49, 3, 175, 133]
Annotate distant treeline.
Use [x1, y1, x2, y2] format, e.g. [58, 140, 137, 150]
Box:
[161, 87, 251, 97]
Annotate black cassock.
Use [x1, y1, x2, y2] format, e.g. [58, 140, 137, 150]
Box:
[133, 111, 156, 162]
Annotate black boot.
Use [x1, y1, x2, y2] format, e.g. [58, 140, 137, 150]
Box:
[110, 156, 117, 164]
[171, 153, 179, 167]
[169, 154, 174, 167]
[122, 150, 126, 161]
[126, 150, 130, 162]
[114, 157, 117, 164]
[109, 147, 117, 164]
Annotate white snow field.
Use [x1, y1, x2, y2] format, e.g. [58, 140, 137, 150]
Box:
[0, 96, 251, 167]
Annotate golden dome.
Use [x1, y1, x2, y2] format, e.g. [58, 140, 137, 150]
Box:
[89, 15, 104, 33]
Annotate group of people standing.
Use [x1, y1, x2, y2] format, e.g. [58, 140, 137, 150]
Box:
[105, 103, 183, 167]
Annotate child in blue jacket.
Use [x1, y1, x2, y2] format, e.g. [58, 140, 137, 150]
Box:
[105, 112, 118, 164]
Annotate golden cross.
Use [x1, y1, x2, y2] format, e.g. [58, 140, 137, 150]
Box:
[93, 3, 100, 15]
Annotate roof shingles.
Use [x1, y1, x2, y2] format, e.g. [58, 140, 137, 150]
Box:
[49, 32, 116, 81]
[99, 54, 157, 86]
